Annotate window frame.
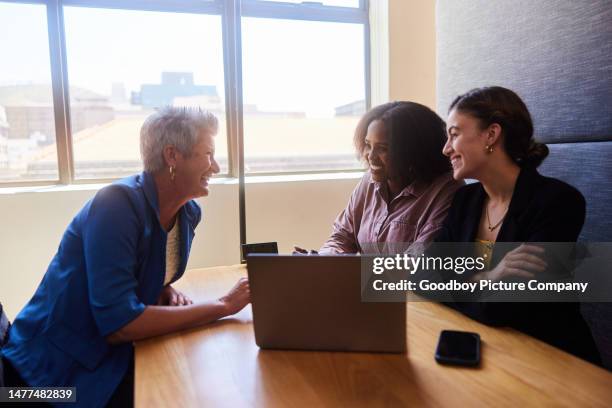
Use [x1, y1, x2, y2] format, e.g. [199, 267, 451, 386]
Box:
[0, 0, 370, 187]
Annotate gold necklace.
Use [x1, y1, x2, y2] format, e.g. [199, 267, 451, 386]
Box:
[485, 203, 508, 232]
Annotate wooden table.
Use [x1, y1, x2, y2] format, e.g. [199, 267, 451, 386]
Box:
[135, 265, 612, 407]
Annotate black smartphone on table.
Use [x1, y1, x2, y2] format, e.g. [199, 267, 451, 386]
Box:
[241, 242, 279, 263]
[435, 330, 481, 367]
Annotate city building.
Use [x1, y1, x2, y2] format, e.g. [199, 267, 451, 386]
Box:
[132, 72, 219, 109]
[334, 99, 366, 116]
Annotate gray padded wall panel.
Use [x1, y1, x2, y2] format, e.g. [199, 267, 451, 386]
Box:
[436, 0, 612, 143]
[538, 141, 612, 241]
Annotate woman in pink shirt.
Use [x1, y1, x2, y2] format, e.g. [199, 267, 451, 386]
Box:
[297, 101, 463, 255]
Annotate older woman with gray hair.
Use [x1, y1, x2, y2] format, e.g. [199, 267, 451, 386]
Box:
[0, 107, 250, 407]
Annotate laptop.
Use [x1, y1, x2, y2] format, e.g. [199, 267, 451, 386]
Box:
[246, 254, 407, 353]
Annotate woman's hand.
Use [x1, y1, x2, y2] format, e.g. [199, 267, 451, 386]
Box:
[477, 244, 547, 281]
[157, 285, 193, 306]
[110, 280, 246, 344]
[293, 246, 319, 255]
[218, 277, 251, 316]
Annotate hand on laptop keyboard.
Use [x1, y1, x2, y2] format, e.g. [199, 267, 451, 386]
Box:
[293, 246, 319, 255]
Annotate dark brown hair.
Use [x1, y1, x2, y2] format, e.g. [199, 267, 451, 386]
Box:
[354, 101, 451, 184]
[449, 86, 548, 168]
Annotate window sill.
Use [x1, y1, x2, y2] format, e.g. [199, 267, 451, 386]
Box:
[0, 171, 364, 195]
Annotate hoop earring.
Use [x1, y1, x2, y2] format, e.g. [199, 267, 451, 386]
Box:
[485, 145, 494, 154]
[169, 165, 176, 181]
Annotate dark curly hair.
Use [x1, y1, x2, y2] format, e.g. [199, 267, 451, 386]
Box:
[354, 101, 451, 184]
[449, 86, 548, 168]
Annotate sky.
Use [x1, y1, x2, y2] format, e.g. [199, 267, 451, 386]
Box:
[0, 1, 366, 118]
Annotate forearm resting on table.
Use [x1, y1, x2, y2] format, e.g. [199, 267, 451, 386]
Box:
[106, 301, 228, 344]
[319, 232, 358, 254]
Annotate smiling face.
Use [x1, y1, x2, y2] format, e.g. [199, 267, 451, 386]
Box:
[364, 120, 391, 183]
[173, 129, 220, 199]
[443, 109, 492, 180]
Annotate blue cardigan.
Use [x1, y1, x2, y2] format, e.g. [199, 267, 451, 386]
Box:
[2, 172, 201, 407]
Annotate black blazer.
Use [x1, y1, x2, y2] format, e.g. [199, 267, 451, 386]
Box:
[435, 167, 600, 364]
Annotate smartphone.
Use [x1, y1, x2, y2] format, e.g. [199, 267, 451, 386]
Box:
[241, 242, 279, 262]
[435, 330, 481, 366]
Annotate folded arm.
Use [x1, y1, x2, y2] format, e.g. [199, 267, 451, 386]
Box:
[107, 277, 249, 344]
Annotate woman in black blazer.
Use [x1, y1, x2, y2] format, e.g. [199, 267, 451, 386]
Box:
[437, 86, 600, 364]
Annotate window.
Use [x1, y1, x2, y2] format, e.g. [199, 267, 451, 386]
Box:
[241, 17, 366, 173]
[0, 0, 369, 185]
[0, 2, 58, 182]
[256, 0, 360, 8]
[63, 6, 228, 179]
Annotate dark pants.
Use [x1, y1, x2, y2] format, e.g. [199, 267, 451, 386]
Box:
[1, 356, 50, 407]
[1, 356, 134, 408]
[105, 356, 134, 408]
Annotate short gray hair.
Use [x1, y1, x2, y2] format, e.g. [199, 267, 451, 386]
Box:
[140, 106, 219, 173]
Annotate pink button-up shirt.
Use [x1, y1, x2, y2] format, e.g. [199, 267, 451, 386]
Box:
[319, 171, 463, 254]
